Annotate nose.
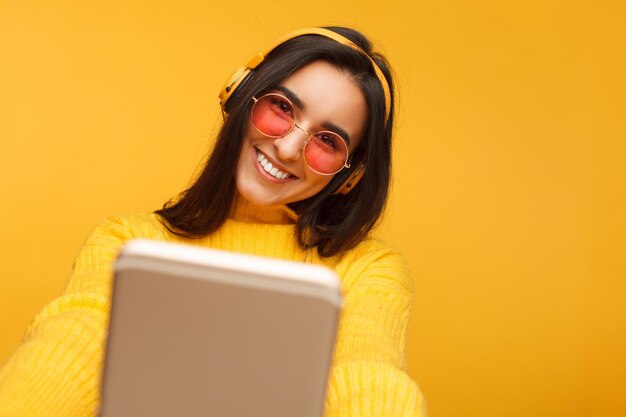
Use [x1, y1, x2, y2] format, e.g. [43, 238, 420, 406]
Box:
[273, 125, 309, 162]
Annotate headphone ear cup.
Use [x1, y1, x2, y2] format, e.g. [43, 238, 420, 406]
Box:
[219, 67, 254, 113]
[333, 162, 366, 195]
[219, 53, 265, 113]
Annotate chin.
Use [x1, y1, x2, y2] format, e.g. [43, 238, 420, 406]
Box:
[236, 177, 284, 207]
[236, 177, 324, 207]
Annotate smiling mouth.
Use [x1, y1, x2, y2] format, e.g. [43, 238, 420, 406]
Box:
[255, 149, 296, 180]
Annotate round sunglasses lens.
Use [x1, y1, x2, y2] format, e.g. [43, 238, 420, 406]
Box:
[304, 133, 349, 174]
[251, 95, 294, 137]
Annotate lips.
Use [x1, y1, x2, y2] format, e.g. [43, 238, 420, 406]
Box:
[255, 149, 296, 180]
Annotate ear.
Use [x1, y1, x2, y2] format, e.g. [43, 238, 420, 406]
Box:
[332, 162, 366, 195]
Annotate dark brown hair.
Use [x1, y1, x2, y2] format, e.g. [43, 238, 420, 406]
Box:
[155, 26, 395, 257]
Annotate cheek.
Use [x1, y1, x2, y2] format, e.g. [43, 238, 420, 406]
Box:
[304, 173, 335, 195]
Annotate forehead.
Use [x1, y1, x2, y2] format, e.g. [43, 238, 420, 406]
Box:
[279, 60, 367, 149]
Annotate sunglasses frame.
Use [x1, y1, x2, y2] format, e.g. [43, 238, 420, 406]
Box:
[250, 93, 351, 176]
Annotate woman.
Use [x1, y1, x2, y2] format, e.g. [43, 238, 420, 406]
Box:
[0, 26, 427, 416]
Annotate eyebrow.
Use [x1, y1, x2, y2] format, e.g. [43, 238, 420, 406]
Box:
[274, 85, 352, 146]
[275, 86, 304, 110]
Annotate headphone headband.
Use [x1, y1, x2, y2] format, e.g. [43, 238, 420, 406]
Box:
[218, 27, 392, 123]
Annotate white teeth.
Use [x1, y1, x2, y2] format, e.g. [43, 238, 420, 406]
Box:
[256, 150, 291, 180]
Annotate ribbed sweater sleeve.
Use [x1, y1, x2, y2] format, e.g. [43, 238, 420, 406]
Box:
[323, 241, 428, 417]
[0, 217, 133, 416]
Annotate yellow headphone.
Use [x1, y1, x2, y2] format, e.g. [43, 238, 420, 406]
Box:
[218, 27, 391, 195]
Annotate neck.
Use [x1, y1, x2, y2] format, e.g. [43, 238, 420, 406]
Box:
[229, 193, 298, 225]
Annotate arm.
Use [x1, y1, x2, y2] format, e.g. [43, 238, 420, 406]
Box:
[0, 217, 135, 417]
[324, 240, 428, 417]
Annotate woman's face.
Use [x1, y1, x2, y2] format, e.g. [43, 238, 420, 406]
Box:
[235, 60, 367, 207]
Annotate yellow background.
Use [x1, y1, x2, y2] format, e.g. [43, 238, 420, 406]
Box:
[1, 1, 624, 416]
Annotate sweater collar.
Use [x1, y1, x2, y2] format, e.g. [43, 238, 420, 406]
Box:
[230, 193, 298, 225]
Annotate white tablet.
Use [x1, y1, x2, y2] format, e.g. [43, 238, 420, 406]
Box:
[99, 239, 343, 417]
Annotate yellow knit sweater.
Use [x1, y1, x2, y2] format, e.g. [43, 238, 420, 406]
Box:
[0, 196, 427, 416]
